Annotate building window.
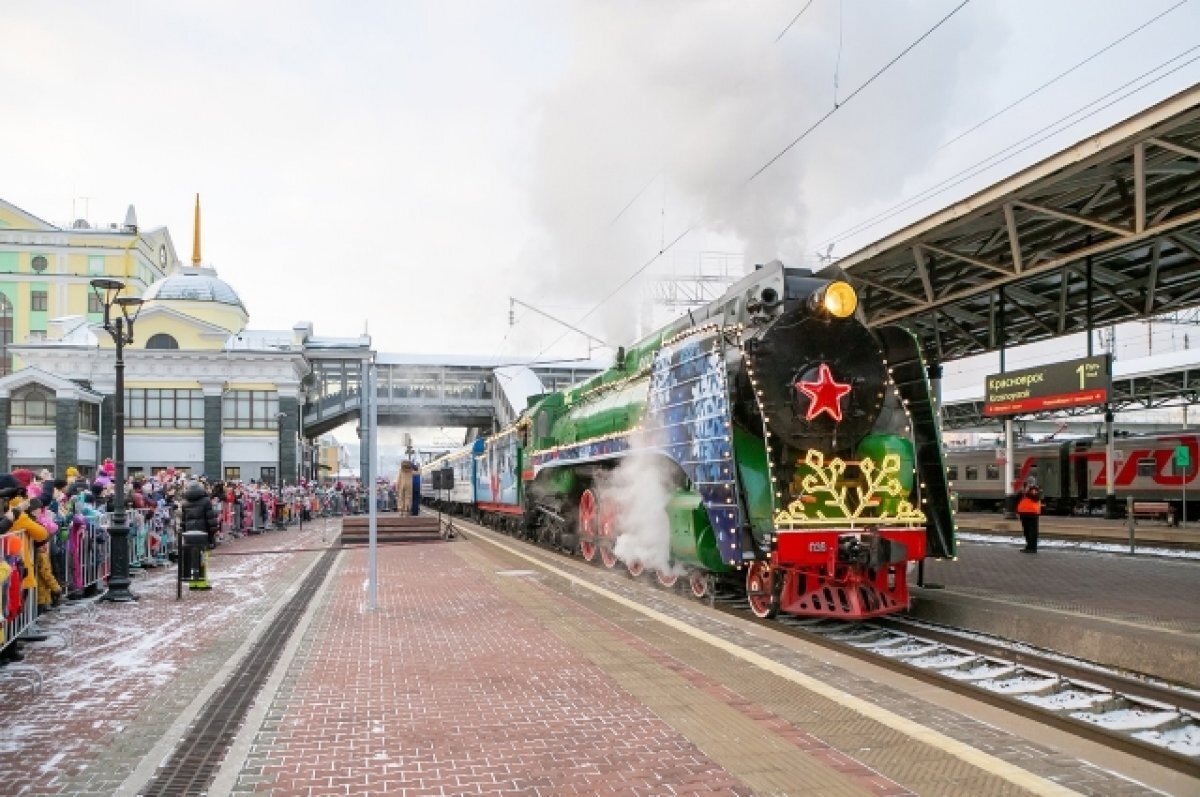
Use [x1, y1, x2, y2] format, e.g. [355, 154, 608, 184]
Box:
[125, 388, 205, 428]
[78, 402, 99, 433]
[88, 255, 105, 276]
[88, 293, 104, 314]
[27, 330, 46, 342]
[145, 333, 179, 350]
[223, 390, 279, 429]
[224, 466, 241, 481]
[261, 466, 276, 485]
[0, 293, 11, 376]
[11, 385, 56, 426]
[30, 290, 48, 311]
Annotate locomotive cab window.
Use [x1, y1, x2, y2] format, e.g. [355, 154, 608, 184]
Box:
[965, 465, 978, 480]
[1137, 457, 1156, 477]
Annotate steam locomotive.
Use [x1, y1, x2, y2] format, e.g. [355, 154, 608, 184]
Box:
[423, 260, 955, 620]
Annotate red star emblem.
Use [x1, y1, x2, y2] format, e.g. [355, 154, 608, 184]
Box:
[796, 363, 852, 422]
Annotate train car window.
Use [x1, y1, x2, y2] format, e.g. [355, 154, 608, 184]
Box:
[985, 464, 999, 480]
[947, 465, 958, 480]
[965, 465, 978, 480]
[1137, 457, 1155, 477]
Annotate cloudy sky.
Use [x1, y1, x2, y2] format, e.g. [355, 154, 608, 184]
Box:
[4, 0, 1199, 368]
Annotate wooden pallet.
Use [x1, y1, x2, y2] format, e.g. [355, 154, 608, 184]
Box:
[340, 514, 445, 544]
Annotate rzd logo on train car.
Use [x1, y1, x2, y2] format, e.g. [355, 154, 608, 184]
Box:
[809, 541, 828, 553]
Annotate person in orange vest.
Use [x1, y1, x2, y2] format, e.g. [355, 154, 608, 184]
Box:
[1016, 484, 1042, 553]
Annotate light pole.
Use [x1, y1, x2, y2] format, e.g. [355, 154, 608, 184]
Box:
[90, 278, 144, 603]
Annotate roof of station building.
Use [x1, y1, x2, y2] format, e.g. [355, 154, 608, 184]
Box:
[142, 266, 247, 313]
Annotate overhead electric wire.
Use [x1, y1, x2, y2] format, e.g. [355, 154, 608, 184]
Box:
[747, 0, 972, 184]
[812, 45, 1200, 253]
[775, 0, 815, 43]
[533, 224, 694, 360]
[537, 0, 971, 359]
[937, 0, 1189, 152]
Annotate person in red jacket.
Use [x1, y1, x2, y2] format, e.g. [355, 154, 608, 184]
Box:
[1016, 484, 1042, 553]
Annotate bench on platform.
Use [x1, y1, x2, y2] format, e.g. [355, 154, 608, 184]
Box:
[340, 514, 445, 544]
[1131, 501, 1177, 525]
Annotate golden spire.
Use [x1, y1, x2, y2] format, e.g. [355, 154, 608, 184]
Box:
[191, 193, 202, 266]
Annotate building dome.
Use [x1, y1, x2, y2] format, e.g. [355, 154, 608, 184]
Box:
[143, 266, 247, 312]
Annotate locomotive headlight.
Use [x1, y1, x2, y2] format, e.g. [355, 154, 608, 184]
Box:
[815, 280, 858, 318]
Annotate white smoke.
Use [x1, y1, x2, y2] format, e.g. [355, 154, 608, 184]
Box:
[522, 0, 999, 346]
[597, 439, 680, 575]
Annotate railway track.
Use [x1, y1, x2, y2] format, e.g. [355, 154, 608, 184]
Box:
[716, 597, 1200, 777]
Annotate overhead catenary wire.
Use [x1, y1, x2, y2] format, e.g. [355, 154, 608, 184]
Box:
[775, 0, 815, 43]
[535, 225, 696, 360]
[937, 0, 1189, 152]
[747, 0, 972, 184]
[813, 44, 1200, 253]
[540, 1, 970, 358]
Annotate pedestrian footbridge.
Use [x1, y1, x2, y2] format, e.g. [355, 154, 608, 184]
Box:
[301, 351, 605, 438]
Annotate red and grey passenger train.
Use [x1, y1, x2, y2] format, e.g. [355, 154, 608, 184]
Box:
[947, 432, 1199, 515]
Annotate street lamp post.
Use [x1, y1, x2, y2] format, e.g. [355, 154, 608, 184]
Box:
[90, 278, 144, 603]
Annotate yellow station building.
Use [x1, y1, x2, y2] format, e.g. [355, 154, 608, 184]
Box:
[0, 196, 351, 484]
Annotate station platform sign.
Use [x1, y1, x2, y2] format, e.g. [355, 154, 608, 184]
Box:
[983, 354, 1111, 417]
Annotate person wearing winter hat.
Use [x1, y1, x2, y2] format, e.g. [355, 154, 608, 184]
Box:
[26, 497, 61, 611]
[11, 469, 34, 491]
[1, 474, 50, 618]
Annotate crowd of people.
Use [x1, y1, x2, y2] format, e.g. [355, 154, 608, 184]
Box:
[1, 459, 416, 666]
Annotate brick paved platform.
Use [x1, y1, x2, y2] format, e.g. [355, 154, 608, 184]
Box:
[1, 514, 1192, 796]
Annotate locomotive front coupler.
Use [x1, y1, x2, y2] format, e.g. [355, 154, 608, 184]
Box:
[837, 535, 873, 567]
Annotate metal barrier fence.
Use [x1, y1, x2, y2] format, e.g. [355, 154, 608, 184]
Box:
[1, 531, 38, 654]
[51, 515, 110, 599]
[125, 507, 174, 569]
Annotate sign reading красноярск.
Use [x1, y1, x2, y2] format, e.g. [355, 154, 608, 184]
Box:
[983, 354, 1111, 417]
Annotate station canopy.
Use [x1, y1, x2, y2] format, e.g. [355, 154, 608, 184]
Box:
[835, 85, 1200, 371]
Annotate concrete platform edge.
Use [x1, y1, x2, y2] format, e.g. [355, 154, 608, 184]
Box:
[909, 587, 1200, 689]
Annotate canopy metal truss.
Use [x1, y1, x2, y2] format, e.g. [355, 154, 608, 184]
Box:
[836, 85, 1200, 367]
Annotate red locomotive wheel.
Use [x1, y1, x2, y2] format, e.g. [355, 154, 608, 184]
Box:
[689, 571, 708, 599]
[599, 500, 618, 569]
[578, 489, 598, 562]
[746, 560, 780, 619]
[627, 559, 644, 578]
[655, 569, 679, 588]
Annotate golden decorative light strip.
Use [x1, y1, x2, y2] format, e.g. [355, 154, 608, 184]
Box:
[773, 449, 927, 527]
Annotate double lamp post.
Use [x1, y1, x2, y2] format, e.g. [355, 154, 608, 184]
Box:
[90, 278, 144, 603]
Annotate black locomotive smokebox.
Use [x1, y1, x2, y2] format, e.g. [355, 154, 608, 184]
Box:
[750, 314, 885, 448]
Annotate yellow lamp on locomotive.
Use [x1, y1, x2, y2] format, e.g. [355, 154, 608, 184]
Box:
[812, 280, 858, 318]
